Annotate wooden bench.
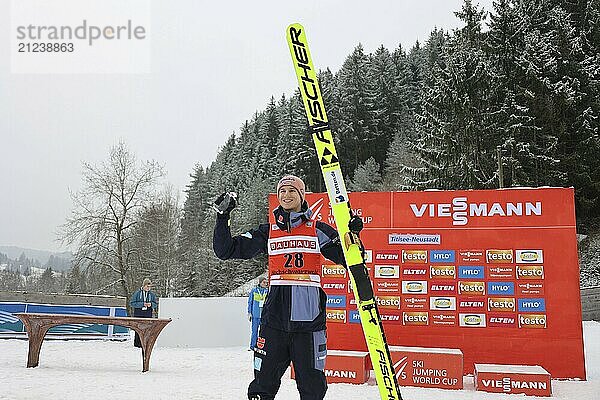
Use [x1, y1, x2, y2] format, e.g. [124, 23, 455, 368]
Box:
[15, 313, 171, 372]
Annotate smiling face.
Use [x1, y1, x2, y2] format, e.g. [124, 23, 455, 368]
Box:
[278, 186, 302, 212]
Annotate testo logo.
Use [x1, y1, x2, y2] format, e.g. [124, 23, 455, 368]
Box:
[402, 250, 427, 264]
[409, 197, 542, 226]
[322, 264, 346, 279]
[515, 250, 544, 264]
[403, 311, 429, 326]
[486, 250, 514, 263]
[518, 314, 547, 328]
[376, 296, 401, 310]
[488, 297, 516, 312]
[430, 265, 456, 279]
[326, 309, 346, 323]
[458, 281, 485, 295]
[516, 265, 544, 280]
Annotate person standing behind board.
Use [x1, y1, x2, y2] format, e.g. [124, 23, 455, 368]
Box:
[129, 278, 158, 348]
[248, 277, 269, 350]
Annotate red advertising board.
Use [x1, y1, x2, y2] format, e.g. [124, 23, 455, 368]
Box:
[389, 346, 463, 390]
[268, 188, 585, 379]
[474, 364, 552, 396]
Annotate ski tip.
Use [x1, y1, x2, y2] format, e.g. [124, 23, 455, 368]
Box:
[286, 22, 304, 34]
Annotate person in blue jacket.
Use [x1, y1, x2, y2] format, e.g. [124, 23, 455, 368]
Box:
[247, 276, 269, 350]
[129, 278, 158, 348]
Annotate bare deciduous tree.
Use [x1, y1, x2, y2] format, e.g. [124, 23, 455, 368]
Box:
[130, 186, 181, 297]
[59, 142, 165, 303]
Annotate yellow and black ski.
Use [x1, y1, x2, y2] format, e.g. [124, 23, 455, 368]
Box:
[286, 23, 403, 400]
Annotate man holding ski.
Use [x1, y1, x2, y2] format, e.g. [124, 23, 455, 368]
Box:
[213, 174, 363, 400]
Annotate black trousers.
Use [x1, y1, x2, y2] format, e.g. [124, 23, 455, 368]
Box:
[248, 325, 327, 400]
[132, 307, 152, 348]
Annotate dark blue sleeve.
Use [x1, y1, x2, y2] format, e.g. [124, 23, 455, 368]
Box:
[247, 288, 254, 314]
[129, 290, 143, 309]
[213, 214, 269, 260]
[316, 221, 345, 265]
[150, 292, 158, 310]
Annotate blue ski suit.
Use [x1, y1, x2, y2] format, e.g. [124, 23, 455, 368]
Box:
[248, 285, 268, 349]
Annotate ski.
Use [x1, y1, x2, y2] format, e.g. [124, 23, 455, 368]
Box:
[286, 23, 403, 400]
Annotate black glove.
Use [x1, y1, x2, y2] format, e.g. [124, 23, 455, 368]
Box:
[213, 192, 237, 214]
[348, 214, 364, 233]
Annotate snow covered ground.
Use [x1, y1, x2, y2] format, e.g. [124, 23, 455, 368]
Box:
[0, 321, 599, 400]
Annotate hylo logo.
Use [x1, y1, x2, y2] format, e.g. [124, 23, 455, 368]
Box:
[326, 295, 347, 309]
[429, 250, 456, 263]
[487, 281, 515, 295]
[458, 266, 485, 279]
[518, 298, 546, 312]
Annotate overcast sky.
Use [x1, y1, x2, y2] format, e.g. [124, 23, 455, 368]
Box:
[0, 0, 493, 252]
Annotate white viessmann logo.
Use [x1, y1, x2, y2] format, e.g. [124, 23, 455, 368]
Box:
[410, 197, 542, 226]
